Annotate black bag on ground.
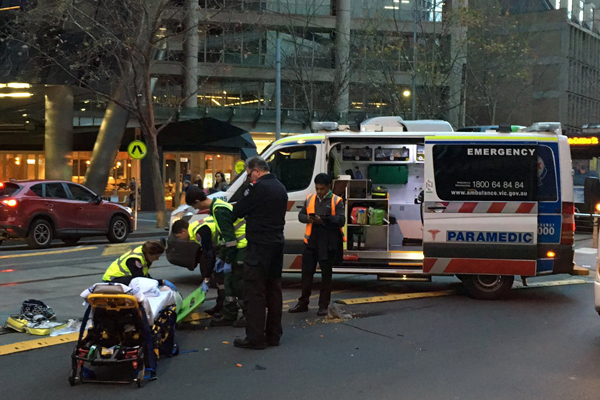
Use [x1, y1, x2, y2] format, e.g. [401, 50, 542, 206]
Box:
[20, 299, 55, 320]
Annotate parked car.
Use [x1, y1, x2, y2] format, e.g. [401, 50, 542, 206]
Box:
[0, 180, 134, 248]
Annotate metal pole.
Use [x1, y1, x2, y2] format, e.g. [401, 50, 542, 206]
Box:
[411, 0, 418, 120]
[135, 159, 140, 231]
[276, 36, 282, 140]
[594, 217, 598, 249]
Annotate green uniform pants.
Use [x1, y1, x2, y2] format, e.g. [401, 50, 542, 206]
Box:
[221, 249, 246, 321]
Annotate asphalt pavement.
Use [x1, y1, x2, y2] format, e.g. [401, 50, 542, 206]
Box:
[0, 233, 599, 399]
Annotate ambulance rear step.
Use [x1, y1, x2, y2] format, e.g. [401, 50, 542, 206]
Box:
[377, 274, 432, 282]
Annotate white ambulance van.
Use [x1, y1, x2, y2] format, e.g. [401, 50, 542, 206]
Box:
[171, 118, 576, 299]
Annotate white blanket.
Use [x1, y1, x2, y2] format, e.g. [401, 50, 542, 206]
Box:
[81, 280, 181, 324]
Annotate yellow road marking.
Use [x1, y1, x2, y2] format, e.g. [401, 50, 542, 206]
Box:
[513, 279, 591, 289]
[100, 241, 146, 257]
[0, 332, 79, 356]
[336, 290, 457, 305]
[0, 247, 97, 260]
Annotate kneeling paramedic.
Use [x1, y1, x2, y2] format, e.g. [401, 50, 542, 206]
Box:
[290, 173, 345, 316]
[171, 218, 225, 315]
[102, 240, 176, 291]
[186, 187, 246, 327]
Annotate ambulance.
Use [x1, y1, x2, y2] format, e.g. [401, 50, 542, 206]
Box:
[170, 117, 577, 300]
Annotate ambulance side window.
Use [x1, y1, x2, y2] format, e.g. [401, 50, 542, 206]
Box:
[265, 145, 317, 192]
[432, 144, 537, 201]
[536, 146, 558, 202]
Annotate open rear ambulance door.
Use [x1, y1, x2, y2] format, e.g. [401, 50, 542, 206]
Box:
[422, 135, 539, 299]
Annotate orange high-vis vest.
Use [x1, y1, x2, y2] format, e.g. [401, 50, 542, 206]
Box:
[303, 193, 346, 244]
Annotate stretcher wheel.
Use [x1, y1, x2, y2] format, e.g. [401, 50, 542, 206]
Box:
[136, 368, 145, 388]
[68, 368, 77, 386]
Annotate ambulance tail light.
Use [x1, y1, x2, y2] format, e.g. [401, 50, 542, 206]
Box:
[561, 202, 575, 245]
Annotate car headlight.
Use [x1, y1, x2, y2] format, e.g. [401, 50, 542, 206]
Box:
[124, 207, 132, 214]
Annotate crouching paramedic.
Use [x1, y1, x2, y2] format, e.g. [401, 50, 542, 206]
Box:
[102, 241, 173, 289]
[186, 187, 246, 327]
[171, 217, 225, 315]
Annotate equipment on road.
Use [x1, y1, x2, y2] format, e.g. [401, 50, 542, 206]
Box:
[71, 282, 180, 387]
[176, 286, 207, 323]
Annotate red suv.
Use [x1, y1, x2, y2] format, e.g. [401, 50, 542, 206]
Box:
[0, 180, 134, 248]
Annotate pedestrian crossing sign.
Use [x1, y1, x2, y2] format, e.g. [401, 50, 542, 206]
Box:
[128, 140, 147, 160]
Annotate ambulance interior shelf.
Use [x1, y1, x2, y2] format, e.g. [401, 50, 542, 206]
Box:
[344, 180, 389, 252]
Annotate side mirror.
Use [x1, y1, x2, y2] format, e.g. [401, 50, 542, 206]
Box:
[95, 195, 102, 205]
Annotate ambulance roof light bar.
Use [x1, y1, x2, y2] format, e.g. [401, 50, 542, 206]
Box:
[311, 121, 339, 132]
[525, 122, 562, 135]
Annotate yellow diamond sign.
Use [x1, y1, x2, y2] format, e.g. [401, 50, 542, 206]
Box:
[128, 140, 147, 160]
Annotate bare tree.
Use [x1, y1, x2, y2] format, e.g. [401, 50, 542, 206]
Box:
[269, 0, 350, 129]
[3, 0, 223, 227]
[354, 1, 466, 123]
[462, 1, 538, 125]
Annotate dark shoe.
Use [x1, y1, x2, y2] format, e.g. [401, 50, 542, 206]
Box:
[234, 338, 266, 350]
[205, 305, 222, 316]
[317, 307, 328, 317]
[266, 339, 280, 347]
[288, 303, 308, 313]
[232, 316, 246, 328]
[210, 317, 234, 327]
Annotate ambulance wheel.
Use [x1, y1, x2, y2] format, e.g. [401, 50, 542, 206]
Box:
[462, 275, 514, 300]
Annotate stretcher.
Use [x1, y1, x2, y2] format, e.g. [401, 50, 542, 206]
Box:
[176, 286, 206, 323]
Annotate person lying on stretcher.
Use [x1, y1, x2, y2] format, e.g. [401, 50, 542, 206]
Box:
[102, 240, 177, 291]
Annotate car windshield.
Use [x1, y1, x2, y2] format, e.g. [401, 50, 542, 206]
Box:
[0, 182, 21, 197]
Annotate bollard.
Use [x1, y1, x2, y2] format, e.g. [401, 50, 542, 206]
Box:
[594, 216, 599, 249]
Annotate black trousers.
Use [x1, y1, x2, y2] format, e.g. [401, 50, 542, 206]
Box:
[243, 241, 284, 345]
[298, 247, 333, 308]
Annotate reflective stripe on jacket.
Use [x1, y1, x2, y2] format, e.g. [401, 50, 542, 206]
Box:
[189, 217, 218, 246]
[102, 245, 148, 281]
[212, 199, 247, 249]
[303, 194, 346, 244]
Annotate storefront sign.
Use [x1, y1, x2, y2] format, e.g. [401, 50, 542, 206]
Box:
[568, 137, 600, 145]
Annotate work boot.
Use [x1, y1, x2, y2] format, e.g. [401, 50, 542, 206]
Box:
[205, 305, 222, 316]
[317, 307, 328, 317]
[232, 316, 246, 328]
[288, 303, 308, 313]
[210, 317, 234, 327]
[234, 338, 266, 350]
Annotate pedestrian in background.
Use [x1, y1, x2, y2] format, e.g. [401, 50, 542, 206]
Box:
[232, 156, 288, 350]
[194, 174, 203, 188]
[213, 172, 228, 191]
[290, 173, 345, 316]
[128, 177, 137, 208]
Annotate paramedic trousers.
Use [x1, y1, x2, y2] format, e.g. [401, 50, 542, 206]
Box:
[298, 247, 333, 308]
[222, 253, 246, 322]
[243, 241, 284, 345]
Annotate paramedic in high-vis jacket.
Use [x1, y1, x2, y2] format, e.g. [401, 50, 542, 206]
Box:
[102, 240, 175, 290]
[186, 187, 247, 328]
[290, 173, 345, 316]
[171, 218, 225, 315]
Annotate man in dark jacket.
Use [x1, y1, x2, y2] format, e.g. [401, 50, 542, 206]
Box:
[231, 156, 288, 350]
[290, 173, 345, 316]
